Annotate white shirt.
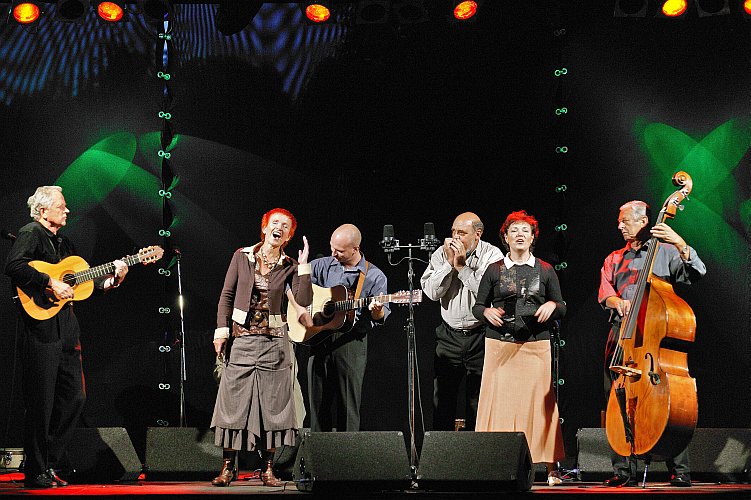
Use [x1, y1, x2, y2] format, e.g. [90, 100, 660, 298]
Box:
[420, 239, 504, 329]
[503, 254, 536, 268]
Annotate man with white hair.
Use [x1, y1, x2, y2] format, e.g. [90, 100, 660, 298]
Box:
[5, 186, 128, 489]
[598, 200, 705, 488]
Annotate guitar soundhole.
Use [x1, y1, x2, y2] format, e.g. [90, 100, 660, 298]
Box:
[322, 302, 335, 317]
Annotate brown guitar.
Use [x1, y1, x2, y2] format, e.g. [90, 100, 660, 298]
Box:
[287, 284, 422, 345]
[16, 246, 164, 321]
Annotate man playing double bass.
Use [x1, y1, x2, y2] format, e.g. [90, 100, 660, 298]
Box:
[598, 200, 706, 487]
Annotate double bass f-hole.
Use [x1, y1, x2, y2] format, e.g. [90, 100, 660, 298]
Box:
[644, 352, 660, 385]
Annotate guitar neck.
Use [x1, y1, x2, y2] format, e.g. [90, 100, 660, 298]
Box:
[72, 254, 141, 285]
[333, 294, 397, 312]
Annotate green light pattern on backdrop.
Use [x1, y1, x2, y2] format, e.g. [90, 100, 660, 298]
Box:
[54, 132, 174, 220]
[636, 119, 751, 265]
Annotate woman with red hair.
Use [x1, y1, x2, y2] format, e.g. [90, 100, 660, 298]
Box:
[210, 208, 312, 487]
[472, 210, 566, 486]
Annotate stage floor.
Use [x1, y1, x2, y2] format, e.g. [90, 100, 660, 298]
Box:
[1, 472, 750, 499]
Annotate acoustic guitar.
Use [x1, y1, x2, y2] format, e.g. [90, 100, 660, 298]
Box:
[287, 283, 422, 345]
[17, 246, 164, 321]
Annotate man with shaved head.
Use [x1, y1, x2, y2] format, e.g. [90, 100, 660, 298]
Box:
[420, 212, 503, 431]
[308, 224, 390, 431]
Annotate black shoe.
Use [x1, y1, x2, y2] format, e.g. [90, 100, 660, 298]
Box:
[47, 468, 69, 487]
[670, 474, 691, 487]
[603, 474, 637, 487]
[24, 472, 56, 489]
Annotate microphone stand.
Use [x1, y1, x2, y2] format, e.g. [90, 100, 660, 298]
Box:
[381, 232, 437, 478]
[174, 249, 187, 427]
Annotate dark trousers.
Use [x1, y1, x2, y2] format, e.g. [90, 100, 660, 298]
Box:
[432, 322, 484, 431]
[603, 349, 690, 478]
[307, 330, 367, 432]
[22, 309, 86, 478]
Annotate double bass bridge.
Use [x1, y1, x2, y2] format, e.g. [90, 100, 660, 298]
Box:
[610, 364, 642, 379]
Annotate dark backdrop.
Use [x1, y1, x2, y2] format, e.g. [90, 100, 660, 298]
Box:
[1, 2, 749, 460]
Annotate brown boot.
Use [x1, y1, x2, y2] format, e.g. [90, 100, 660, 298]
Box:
[211, 458, 236, 487]
[260, 459, 282, 487]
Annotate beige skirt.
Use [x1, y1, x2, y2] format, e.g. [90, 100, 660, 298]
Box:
[476, 337, 564, 464]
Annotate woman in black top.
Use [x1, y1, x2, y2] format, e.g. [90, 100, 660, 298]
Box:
[472, 210, 566, 486]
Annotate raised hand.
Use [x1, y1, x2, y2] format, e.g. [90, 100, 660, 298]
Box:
[298, 235, 309, 264]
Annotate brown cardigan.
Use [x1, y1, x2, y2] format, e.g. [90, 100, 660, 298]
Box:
[214, 242, 312, 339]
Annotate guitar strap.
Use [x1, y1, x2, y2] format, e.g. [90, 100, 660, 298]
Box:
[353, 261, 369, 301]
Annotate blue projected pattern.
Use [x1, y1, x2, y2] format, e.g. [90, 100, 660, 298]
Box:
[0, 3, 348, 105]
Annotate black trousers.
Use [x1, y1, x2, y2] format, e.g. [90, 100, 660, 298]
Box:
[604, 338, 690, 478]
[432, 322, 484, 431]
[21, 307, 86, 478]
[307, 330, 367, 432]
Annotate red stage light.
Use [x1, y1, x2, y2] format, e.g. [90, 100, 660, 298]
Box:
[744, 0, 751, 15]
[13, 2, 41, 24]
[660, 0, 688, 17]
[305, 3, 331, 23]
[453, 1, 478, 20]
[97, 1, 124, 22]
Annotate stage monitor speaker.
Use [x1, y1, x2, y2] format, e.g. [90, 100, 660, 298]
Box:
[576, 427, 668, 481]
[67, 427, 141, 483]
[686, 428, 751, 483]
[577, 428, 751, 483]
[417, 431, 533, 492]
[145, 427, 222, 480]
[293, 431, 411, 492]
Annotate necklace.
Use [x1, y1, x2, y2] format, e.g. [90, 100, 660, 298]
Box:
[259, 248, 280, 271]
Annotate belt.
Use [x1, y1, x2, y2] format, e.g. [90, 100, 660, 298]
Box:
[443, 321, 483, 336]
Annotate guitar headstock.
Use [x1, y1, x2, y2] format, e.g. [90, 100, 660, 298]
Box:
[391, 290, 423, 305]
[138, 245, 165, 265]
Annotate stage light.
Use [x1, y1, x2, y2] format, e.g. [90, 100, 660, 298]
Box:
[356, 0, 389, 24]
[139, 0, 172, 22]
[11, 1, 41, 25]
[56, 0, 88, 22]
[696, 0, 730, 16]
[659, 0, 689, 17]
[745, 0, 751, 15]
[97, 1, 125, 22]
[393, 0, 429, 24]
[303, 2, 332, 23]
[453, 1, 478, 20]
[216, 0, 262, 34]
[614, 0, 648, 17]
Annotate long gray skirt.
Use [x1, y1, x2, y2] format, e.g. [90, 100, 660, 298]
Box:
[211, 334, 297, 451]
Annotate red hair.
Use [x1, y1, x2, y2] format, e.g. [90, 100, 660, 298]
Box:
[260, 208, 297, 245]
[500, 210, 539, 249]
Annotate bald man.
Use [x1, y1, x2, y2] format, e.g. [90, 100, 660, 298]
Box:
[420, 213, 503, 431]
[307, 224, 390, 432]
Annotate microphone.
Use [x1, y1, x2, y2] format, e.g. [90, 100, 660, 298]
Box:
[420, 222, 439, 252]
[380, 225, 398, 253]
[1, 229, 16, 242]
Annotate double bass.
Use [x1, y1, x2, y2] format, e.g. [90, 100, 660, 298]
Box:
[605, 171, 698, 461]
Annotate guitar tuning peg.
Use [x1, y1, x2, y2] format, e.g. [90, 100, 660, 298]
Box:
[678, 204, 685, 211]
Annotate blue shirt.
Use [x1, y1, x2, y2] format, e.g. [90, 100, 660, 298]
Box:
[310, 255, 391, 331]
